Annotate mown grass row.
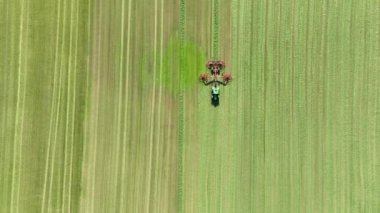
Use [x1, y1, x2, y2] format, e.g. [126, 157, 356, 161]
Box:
[145, 0, 159, 211]
[178, 0, 186, 211]
[2, 0, 182, 212]
[212, 0, 220, 59]
[118, 0, 132, 211]
[152, 0, 166, 210]
[230, 0, 380, 212]
[0, 0, 89, 212]
[210, 0, 220, 211]
[10, 0, 28, 211]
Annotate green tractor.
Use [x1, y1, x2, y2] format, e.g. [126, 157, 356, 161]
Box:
[199, 60, 232, 107]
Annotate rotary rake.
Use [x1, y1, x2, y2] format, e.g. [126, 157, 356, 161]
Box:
[199, 60, 232, 107]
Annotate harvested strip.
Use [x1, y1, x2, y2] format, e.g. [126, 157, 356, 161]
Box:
[178, 0, 186, 212]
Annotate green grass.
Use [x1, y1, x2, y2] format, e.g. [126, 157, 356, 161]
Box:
[1, 0, 380, 212]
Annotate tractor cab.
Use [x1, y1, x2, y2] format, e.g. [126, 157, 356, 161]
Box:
[211, 84, 220, 107]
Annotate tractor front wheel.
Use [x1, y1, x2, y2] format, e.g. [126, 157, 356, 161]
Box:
[199, 73, 209, 82]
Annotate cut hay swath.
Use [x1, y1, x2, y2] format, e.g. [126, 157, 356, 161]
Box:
[178, 0, 186, 212]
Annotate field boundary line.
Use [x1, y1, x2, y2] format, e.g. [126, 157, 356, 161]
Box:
[119, 0, 132, 211]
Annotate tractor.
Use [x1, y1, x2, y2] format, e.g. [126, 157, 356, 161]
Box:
[199, 60, 232, 107]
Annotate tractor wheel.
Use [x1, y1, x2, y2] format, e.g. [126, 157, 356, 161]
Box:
[223, 72, 232, 82]
[199, 73, 208, 82]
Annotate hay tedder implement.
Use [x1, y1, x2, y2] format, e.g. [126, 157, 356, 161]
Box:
[199, 60, 232, 107]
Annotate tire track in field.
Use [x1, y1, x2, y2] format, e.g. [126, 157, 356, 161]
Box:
[0, 2, 9, 207]
[216, 0, 233, 209]
[193, 0, 213, 211]
[110, 0, 126, 211]
[46, 0, 67, 211]
[41, 0, 62, 211]
[79, 0, 92, 211]
[14, 1, 30, 212]
[153, 0, 165, 210]
[89, 3, 102, 211]
[178, 0, 186, 212]
[105, 1, 125, 212]
[164, 71, 175, 212]
[230, 0, 239, 210]
[241, 0, 254, 211]
[2, 2, 18, 207]
[66, 0, 80, 211]
[207, 0, 220, 211]
[146, 0, 159, 211]
[9, 0, 25, 210]
[62, 0, 76, 210]
[119, 0, 132, 211]
[0, 1, 9, 205]
[10, 0, 27, 211]
[231, 0, 244, 211]
[204, 0, 222, 212]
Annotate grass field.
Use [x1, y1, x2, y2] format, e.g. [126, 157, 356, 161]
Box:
[1, 0, 380, 212]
